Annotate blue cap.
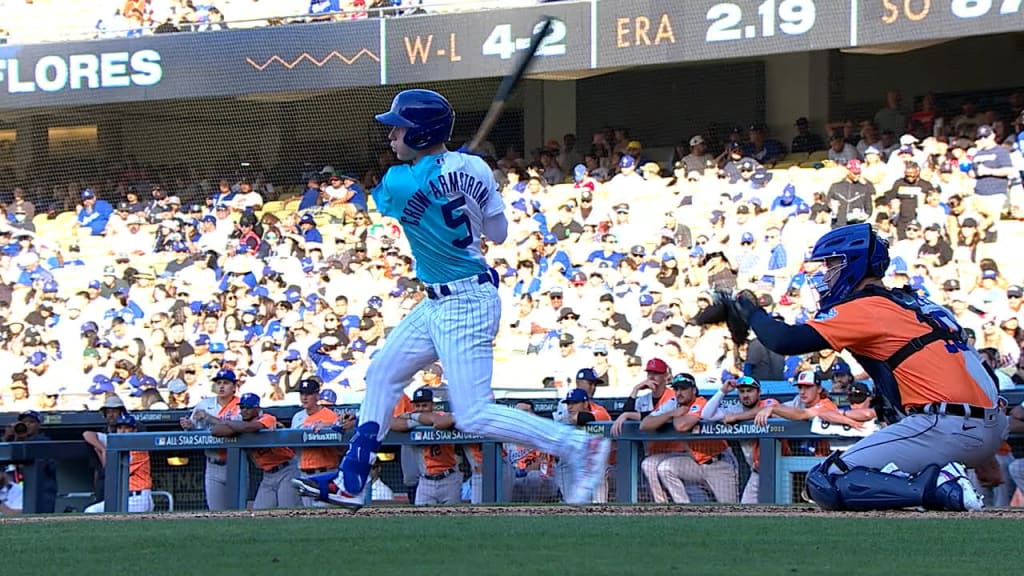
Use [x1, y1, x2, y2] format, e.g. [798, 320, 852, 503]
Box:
[573, 164, 587, 182]
[204, 301, 221, 313]
[252, 286, 270, 299]
[561, 388, 590, 403]
[283, 349, 302, 362]
[619, 155, 635, 169]
[511, 198, 528, 213]
[368, 295, 383, 309]
[575, 368, 602, 383]
[286, 289, 301, 304]
[43, 280, 58, 293]
[412, 387, 434, 403]
[832, 360, 852, 375]
[195, 334, 210, 346]
[239, 392, 261, 408]
[209, 342, 226, 353]
[172, 242, 188, 252]
[201, 215, 217, 224]
[351, 338, 367, 352]
[639, 294, 654, 306]
[741, 232, 755, 244]
[167, 379, 187, 394]
[213, 368, 237, 383]
[318, 389, 337, 404]
[18, 410, 41, 422]
[27, 351, 47, 366]
[81, 189, 95, 200]
[112, 414, 136, 428]
[795, 202, 810, 215]
[81, 321, 99, 333]
[96, 339, 112, 348]
[783, 184, 796, 198]
[542, 233, 558, 245]
[301, 257, 314, 271]
[137, 376, 157, 388]
[689, 246, 704, 258]
[300, 213, 315, 225]
[88, 375, 114, 395]
[661, 252, 676, 262]
[88, 280, 101, 290]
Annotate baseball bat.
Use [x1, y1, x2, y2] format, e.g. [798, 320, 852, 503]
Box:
[464, 17, 554, 154]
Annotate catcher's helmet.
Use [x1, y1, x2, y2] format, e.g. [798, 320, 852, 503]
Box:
[376, 89, 455, 151]
[806, 223, 889, 311]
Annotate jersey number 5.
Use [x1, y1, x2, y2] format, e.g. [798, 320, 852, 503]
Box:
[442, 197, 473, 249]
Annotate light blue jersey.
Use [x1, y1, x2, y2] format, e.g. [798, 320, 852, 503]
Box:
[373, 151, 504, 284]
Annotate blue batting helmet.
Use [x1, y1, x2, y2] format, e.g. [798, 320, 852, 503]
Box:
[806, 223, 889, 311]
[114, 414, 138, 429]
[376, 89, 455, 151]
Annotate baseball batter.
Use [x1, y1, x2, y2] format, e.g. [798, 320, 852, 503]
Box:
[294, 89, 609, 508]
[731, 223, 1008, 511]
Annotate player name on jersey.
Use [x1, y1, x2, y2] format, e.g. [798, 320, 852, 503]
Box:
[401, 170, 492, 228]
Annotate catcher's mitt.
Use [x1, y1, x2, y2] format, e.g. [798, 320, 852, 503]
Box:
[691, 291, 729, 326]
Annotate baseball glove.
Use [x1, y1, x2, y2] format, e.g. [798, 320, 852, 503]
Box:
[721, 290, 753, 346]
[691, 291, 729, 326]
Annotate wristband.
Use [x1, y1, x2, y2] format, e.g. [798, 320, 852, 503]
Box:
[408, 413, 421, 425]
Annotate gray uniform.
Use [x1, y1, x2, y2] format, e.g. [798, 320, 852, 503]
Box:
[253, 461, 301, 510]
[411, 445, 462, 506]
[702, 389, 768, 504]
[189, 397, 240, 511]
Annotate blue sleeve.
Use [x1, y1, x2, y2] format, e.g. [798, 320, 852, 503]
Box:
[307, 341, 326, 365]
[748, 308, 830, 355]
[128, 302, 144, 319]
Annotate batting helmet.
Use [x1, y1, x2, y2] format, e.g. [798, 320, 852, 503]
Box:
[114, 413, 138, 429]
[805, 223, 889, 311]
[376, 89, 454, 151]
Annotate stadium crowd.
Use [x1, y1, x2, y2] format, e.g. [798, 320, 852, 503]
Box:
[1, 87, 1024, 511]
[0, 0, 544, 45]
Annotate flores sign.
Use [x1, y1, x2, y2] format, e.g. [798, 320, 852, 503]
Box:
[0, 49, 161, 94]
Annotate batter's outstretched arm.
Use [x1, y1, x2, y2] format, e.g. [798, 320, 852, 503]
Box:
[483, 212, 508, 244]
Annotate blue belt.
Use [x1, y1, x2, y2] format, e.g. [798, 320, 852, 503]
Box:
[425, 270, 498, 300]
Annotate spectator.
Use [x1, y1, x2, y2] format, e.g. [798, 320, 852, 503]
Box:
[874, 89, 906, 135]
[0, 465, 22, 515]
[826, 160, 874, 227]
[1, 410, 57, 513]
[744, 123, 785, 165]
[791, 117, 826, 154]
[827, 133, 860, 165]
[75, 189, 113, 237]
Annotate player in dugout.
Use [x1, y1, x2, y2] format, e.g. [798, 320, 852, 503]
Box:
[726, 222, 1007, 512]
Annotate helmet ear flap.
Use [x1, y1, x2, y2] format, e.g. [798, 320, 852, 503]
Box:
[867, 229, 890, 278]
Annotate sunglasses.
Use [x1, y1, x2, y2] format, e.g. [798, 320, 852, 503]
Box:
[593, 352, 607, 357]
[848, 393, 868, 402]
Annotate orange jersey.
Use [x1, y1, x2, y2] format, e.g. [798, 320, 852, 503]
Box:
[250, 413, 295, 471]
[393, 394, 414, 417]
[213, 396, 241, 461]
[589, 403, 612, 422]
[646, 392, 687, 455]
[128, 450, 151, 492]
[807, 295, 995, 408]
[682, 397, 729, 465]
[421, 412, 457, 475]
[779, 395, 836, 458]
[295, 408, 340, 470]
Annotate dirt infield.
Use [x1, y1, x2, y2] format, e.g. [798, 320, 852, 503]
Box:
[5, 504, 1024, 524]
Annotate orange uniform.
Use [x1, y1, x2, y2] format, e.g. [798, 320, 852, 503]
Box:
[128, 451, 152, 492]
[295, 407, 340, 471]
[682, 397, 729, 464]
[645, 392, 687, 455]
[250, 413, 295, 471]
[779, 396, 837, 458]
[807, 296, 995, 408]
[212, 397, 241, 462]
[421, 412, 456, 476]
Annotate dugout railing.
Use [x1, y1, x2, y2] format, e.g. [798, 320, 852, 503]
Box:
[91, 420, 850, 512]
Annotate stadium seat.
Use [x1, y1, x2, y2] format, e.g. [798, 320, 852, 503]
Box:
[283, 199, 300, 213]
[781, 153, 809, 164]
[807, 151, 828, 162]
[262, 200, 284, 214]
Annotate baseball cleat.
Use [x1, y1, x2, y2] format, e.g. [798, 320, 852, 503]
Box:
[292, 473, 367, 510]
[936, 462, 983, 512]
[565, 435, 611, 505]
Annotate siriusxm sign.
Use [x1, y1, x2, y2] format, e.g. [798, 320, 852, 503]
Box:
[0, 49, 162, 94]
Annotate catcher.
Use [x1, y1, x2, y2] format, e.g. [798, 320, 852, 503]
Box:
[705, 223, 1007, 512]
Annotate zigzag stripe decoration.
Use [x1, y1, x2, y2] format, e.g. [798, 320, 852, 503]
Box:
[244, 48, 380, 71]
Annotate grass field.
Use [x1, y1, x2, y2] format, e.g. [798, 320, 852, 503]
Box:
[2, 509, 1021, 575]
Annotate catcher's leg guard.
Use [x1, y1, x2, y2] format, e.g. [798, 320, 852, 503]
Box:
[808, 459, 971, 511]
